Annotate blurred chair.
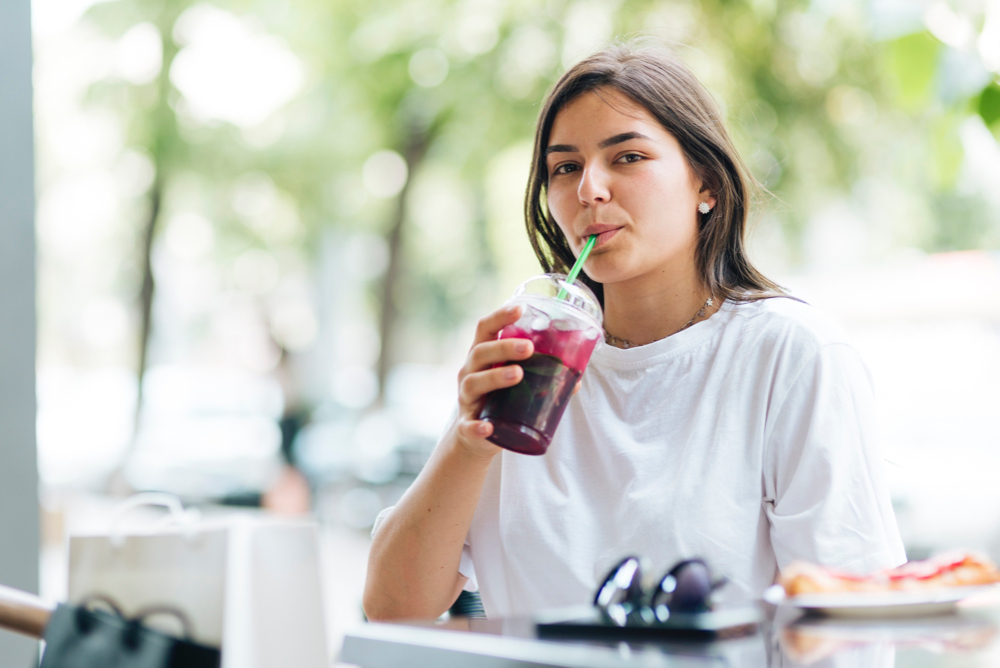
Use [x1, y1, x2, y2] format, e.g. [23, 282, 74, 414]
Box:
[448, 590, 486, 620]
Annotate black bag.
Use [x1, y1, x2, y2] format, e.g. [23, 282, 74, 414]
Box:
[40, 598, 220, 668]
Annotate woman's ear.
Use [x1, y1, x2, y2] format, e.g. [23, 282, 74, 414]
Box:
[701, 189, 717, 211]
[697, 170, 720, 211]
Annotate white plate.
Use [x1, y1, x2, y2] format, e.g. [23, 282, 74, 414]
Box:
[762, 584, 1000, 618]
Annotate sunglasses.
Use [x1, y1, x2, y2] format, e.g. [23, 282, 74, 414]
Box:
[593, 556, 728, 626]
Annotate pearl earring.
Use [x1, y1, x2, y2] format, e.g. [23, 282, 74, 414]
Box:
[698, 202, 711, 214]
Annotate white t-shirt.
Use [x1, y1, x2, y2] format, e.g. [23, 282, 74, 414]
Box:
[460, 296, 906, 618]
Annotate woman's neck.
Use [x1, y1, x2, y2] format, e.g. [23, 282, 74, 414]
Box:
[602, 268, 716, 347]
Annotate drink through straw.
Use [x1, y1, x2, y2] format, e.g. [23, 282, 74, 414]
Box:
[479, 238, 602, 455]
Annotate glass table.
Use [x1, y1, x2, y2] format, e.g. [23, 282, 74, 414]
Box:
[340, 606, 1000, 667]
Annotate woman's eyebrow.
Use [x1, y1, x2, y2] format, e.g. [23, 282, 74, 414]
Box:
[598, 131, 650, 148]
[546, 131, 651, 155]
[546, 143, 577, 155]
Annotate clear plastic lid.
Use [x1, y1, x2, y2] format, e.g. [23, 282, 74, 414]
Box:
[509, 273, 603, 329]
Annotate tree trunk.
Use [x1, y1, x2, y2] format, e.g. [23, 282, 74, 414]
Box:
[375, 126, 433, 406]
[105, 6, 183, 494]
[134, 175, 162, 432]
[103, 172, 163, 495]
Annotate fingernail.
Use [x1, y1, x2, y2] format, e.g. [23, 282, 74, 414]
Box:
[515, 341, 528, 354]
[504, 366, 518, 380]
[477, 423, 490, 435]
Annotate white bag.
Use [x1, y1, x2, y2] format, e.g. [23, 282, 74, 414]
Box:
[67, 494, 329, 668]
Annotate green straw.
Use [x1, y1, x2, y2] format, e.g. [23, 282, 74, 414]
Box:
[556, 234, 597, 300]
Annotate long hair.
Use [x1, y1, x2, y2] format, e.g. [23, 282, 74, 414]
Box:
[525, 41, 784, 305]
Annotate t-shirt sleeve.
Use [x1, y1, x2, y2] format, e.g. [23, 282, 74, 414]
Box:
[371, 506, 479, 592]
[763, 342, 906, 575]
[371, 506, 394, 538]
[459, 541, 479, 592]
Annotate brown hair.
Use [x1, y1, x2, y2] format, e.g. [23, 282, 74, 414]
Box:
[525, 41, 784, 305]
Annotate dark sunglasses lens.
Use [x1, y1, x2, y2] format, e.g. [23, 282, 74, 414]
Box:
[652, 559, 712, 613]
[594, 556, 643, 608]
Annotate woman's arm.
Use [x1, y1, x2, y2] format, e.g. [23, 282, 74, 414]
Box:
[363, 305, 534, 621]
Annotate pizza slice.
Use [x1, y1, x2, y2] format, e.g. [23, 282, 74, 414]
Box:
[779, 551, 1000, 597]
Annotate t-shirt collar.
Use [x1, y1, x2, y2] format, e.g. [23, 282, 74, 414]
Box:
[591, 299, 736, 368]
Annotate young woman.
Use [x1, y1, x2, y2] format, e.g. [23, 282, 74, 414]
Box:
[363, 43, 905, 621]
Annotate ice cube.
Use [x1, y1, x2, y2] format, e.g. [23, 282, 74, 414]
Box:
[530, 315, 551, 331]
[552, 318, 578, 332]
[522, 305, 550, 331]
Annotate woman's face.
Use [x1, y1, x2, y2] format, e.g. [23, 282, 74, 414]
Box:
[545, 88, 714, 288]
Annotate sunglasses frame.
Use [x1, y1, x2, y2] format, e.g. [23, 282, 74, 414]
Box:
[593, 556, 728, 626]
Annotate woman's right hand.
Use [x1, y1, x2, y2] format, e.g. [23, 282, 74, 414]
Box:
[454, 304, 534, 460]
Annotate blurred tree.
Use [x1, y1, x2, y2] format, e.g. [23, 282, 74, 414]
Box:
[78, 0, 999, 457]
[84, 0, 194, 487]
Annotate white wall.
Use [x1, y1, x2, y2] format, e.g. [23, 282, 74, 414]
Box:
[0, 0, 41, 661]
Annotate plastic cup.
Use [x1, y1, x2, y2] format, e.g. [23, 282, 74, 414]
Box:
[478, 274, 603, 455]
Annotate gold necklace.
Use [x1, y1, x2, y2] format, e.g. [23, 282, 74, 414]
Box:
[604, 297, 714, 349]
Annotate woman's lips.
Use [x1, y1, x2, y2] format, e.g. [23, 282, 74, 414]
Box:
[590, 227, 621, 249]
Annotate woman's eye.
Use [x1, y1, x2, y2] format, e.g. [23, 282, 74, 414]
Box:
[552, 163, 579, 175]
[618, 153, 643, 164]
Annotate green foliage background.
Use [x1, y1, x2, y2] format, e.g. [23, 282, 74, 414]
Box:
[78, 0, 1000, 395]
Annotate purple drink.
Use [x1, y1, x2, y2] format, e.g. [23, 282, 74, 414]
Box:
[479, 275, 602, 455]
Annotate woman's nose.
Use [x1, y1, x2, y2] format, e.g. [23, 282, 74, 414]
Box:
[577, 165, 611, 205]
